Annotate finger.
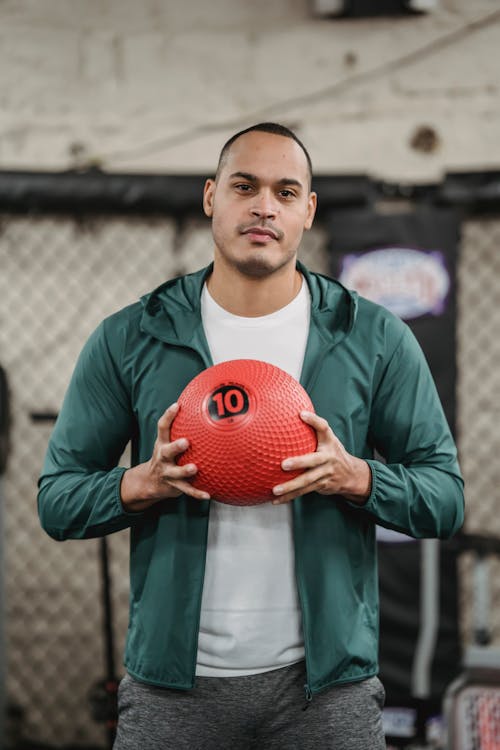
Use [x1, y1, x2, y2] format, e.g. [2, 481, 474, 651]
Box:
[157, 402, 180, 444]
[169, 478, 211, 501]
[159, 437, 190, 461]
[281, 451, 327, 472]
[300, 410, 334, 442]
[164, 461, 198, 480]
[158, 460, 211, 500]
[271, 476, 326, 505]
[271, 482, 317, 505]
[272, 465, 326, 500]
[271, 494, 294, 505]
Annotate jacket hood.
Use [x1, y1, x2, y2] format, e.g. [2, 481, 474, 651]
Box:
[139, 261, 358, 358]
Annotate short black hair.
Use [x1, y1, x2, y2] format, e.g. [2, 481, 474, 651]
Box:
[215, 122, 313, 184]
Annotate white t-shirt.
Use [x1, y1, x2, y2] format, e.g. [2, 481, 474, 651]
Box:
[196, 278, 311, 676]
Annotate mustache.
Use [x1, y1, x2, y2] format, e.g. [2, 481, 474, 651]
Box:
[237, 221, 284, 241]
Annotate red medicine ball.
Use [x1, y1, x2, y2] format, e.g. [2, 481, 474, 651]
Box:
[170, 359, 317, 505]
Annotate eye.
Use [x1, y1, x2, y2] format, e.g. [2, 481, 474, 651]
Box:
[278, 189, 296, 199]
[234, 183, 253, 193]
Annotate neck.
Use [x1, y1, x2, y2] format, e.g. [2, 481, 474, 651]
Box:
[207, 260, 302, 317]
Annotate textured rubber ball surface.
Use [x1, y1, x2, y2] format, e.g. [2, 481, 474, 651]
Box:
[170, 359, 317, 505]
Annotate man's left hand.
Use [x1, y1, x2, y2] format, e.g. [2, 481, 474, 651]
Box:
[271, 411, 372, 506]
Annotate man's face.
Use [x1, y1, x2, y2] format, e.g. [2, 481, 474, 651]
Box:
[203, 131, 317, 279]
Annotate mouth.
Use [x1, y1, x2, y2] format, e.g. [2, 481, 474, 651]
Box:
[241, 226, 279, 242]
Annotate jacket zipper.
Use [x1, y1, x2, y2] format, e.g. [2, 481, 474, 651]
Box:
[302, 683, 313, 710]
[190, 501, 212, 687]
[293, 501, 314, 708]
[177, 349, 214, 689]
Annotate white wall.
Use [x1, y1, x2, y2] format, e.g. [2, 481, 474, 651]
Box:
[0, 0, 499, 180]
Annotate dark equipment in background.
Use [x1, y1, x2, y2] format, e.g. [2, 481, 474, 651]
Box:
[0, 366, 9, 476]
[444, 533, 500, 749]
[87, 537, 119, 749]
[312, 0, 439, 17]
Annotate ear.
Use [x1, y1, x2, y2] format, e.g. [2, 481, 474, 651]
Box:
[203, 179, 216, 218]
[304, 191, 317, 230]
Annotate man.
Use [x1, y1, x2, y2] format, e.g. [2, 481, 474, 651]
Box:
[38, 123, 464, 749]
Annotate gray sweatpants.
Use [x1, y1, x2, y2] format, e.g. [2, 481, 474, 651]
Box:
[113, 661, 386, 750]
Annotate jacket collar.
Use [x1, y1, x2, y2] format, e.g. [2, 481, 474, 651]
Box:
[140, 264, 213, 364]
[139, 260, 358, 373]
[298, 261, 357, 390]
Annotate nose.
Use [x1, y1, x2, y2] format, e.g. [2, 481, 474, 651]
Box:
[250, 189, 278, 220]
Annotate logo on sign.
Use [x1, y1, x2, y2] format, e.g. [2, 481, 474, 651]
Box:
[339, 247, 450, 320]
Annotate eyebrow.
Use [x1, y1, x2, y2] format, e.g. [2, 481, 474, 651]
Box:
[229, 171, 304, 190]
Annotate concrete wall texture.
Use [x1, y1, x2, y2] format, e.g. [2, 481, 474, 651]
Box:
[0, 0, 499, 181]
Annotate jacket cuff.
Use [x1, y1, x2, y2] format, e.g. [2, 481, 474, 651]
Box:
[116, 466, 146, 518]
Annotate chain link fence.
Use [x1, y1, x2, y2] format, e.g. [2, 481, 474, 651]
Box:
[0, 209, 498, 747]
[456, 218, 500, 648]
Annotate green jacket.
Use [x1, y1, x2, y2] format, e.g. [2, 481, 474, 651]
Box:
[38, 262, 464, 696]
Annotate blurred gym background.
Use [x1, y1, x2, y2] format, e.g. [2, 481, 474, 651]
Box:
[1, 1, 499, 748]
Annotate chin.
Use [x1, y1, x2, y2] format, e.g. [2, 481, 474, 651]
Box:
[235, 257, 276, 278]
[234, 251, 296, 279]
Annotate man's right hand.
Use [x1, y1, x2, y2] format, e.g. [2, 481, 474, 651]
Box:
[120, 402, 210, 512]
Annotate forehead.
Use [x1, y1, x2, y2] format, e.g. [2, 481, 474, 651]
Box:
[219, 131, 310, 185]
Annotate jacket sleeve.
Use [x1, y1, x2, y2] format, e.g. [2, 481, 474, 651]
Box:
[37, 318, 139, 541]
[361, 324, 464, 539]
